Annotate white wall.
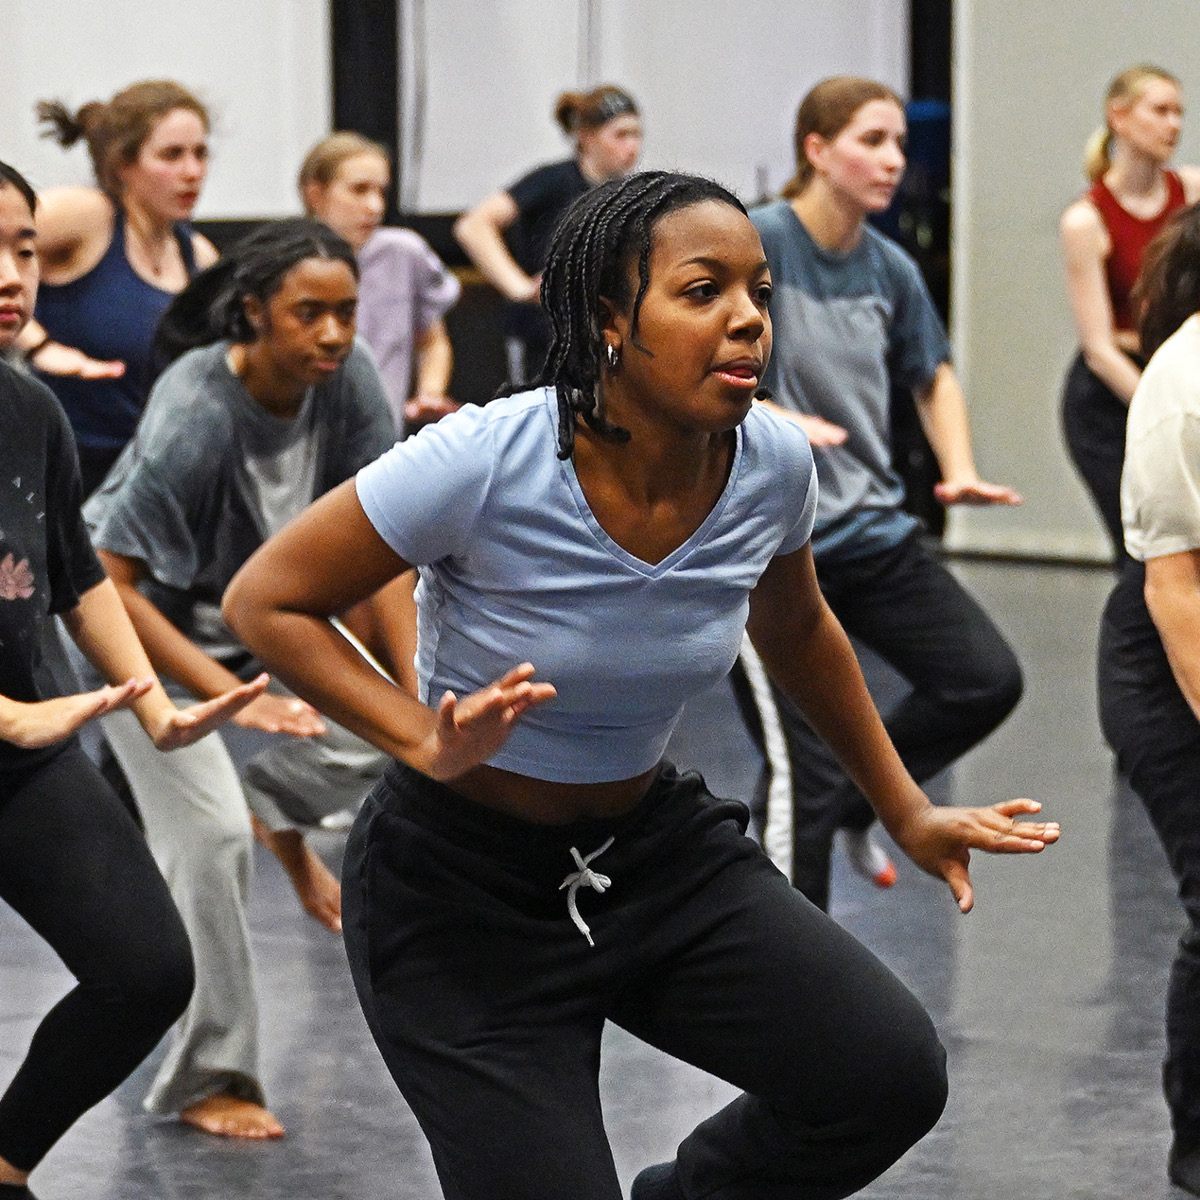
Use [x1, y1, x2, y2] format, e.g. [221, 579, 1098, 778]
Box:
[0, 0, 331, 218]
[949, 4, 1200, 559]
[399, 0, 909, 210]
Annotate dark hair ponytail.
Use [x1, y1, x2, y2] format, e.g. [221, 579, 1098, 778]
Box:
[151, 217, 357, 380]
[500, 170, 747, 458]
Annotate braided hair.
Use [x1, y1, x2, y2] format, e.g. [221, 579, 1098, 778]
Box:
[506, 170, 748, 458]
[151, 217, 357, 381]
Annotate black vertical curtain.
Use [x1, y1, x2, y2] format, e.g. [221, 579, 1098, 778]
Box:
[330, 0, 402, 222]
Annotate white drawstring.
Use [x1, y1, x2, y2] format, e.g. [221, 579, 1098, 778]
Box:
[558, 837, 614, 947]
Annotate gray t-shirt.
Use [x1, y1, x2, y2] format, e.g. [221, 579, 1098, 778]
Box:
[750, 200, 950, 561]
[85, 339, 395, 667]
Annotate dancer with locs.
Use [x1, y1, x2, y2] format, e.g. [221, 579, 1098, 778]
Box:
[0, 159, 263, 1200]
[225, 171, 1058, 1200]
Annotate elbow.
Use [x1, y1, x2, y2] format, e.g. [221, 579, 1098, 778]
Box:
[220, 571, 254, 644]
[452, 212, 476, 253]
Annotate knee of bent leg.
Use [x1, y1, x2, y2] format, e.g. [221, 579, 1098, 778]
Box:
[867, 1009, 949, 1151]
[126, 924, 195, 1031]
[954, 647, 1024, 739]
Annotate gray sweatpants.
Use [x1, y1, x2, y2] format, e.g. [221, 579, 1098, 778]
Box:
[100, 702, 386, 1114]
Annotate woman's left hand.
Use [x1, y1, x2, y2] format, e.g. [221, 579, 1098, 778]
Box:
[934, 477, 1022, 507]
[890, 798, 1059, 913]
[147, 673, 271, 751]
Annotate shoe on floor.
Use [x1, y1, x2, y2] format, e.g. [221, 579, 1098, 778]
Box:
[840, 826, 897, 888]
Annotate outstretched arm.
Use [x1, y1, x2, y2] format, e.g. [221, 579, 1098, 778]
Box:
[223, 478, 554, 779]
[60, 576, 265, 750]
[746, 544, 1057, 911]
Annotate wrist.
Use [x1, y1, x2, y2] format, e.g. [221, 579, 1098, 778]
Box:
[24, 332, 52, 367]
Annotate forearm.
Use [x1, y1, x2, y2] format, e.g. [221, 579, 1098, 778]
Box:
[749, 600, 928, 834]
[61, 578, 176, 730]
[915, 364, 979, 481]
[229, 603, 433, 763]
[1081, 340, 1141, 404]
[414, 322, 453, 397]
[454, 214, 534, 301]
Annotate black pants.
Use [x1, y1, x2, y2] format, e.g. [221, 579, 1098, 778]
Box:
[1061, 351, 1136, 565]
[0, 744, 193, 1171]
[343, 760, 947, 1200]
[735, 532, 1023, 910]
[1099, 562, 1200, 1154]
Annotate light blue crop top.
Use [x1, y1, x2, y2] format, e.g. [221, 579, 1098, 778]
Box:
[356, 388, 817, 783]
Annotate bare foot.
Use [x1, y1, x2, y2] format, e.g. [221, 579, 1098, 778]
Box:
[179, 1094, 285, 1139]
[251, 818, 342, 931]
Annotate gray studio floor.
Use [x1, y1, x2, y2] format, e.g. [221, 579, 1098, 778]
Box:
[0, 559, 1188, 1199]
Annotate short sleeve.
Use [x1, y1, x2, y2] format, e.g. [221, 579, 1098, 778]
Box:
[748, 403, 819, 555]
[42, 388, 106, 613]
[1123, 409, 1200, 561]
[355, 404, 494, 565]
[410, 237, 461, 332]
[85, 455, 204, 591]
[883, 246, 951, 394]
[507, 163, 559, 217]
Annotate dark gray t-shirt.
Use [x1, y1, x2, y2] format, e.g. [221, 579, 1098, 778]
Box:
[751, 200, 950, 561]
[85, 339, 395, 667]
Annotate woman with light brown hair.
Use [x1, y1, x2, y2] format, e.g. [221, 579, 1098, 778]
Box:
[1060, 65, 1200, 562]
[744, 76, 1024, 911]
[454, 84, 642, 384]
[17, 80, 217, 495]
[300, 132, 460, 432]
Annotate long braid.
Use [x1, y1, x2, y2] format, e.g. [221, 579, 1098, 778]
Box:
[495, 171, 748, 458]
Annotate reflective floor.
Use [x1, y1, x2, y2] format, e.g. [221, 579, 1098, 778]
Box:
[0, 560, 1189, 1198]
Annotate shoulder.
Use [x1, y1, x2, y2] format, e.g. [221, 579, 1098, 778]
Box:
[748, 200, 792, 242]
[858, 226, 930, 296]
[1060, 195, 1103, 235]
[0, 359, 66, 439]
[1177, 165, 1200, 204]
[1060, 196, 1106, 252]
[508, 159, 582, 202]
[362, 226, 435, 262]
[191, 230, 219, 268]
[34, 187, 115, 275]
[140, 345, 235, 445]
[742, 401, 815, 478]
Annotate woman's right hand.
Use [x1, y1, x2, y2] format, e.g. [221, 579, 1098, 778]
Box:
[233, 692, 327, 737]
[30, 341, 125, 380]
[0, 679, 152, 749]
[421, 662, 556, 781]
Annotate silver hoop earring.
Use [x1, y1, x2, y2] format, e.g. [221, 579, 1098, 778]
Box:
[606, 343, 620, 370]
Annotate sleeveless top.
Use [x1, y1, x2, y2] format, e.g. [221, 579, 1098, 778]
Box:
[1088, 170, 1186, 332]
[34, 209, 199, 452]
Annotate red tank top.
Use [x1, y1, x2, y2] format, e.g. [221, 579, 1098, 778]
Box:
[1088, 170, 1186, 331]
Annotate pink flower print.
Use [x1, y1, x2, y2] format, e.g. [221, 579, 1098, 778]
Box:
[0, 554, 34, 601]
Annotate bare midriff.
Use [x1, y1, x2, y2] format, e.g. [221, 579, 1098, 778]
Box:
[450, 761, 660, 824]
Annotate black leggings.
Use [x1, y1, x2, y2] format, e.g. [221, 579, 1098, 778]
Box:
[1061, 351, 1135, 565]
[344, 760, 947, 1200]
[0, 744, 193, 1172]
[1099, 562, 1200, 1154]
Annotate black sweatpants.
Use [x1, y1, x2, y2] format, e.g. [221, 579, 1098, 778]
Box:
[0, 744, 194, 1171]
[343, 760, 947, 1200]
[1099, 562, 1200, 1154]
[1061, 351, 1135, 566]
[735, 532, 1023, 910]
